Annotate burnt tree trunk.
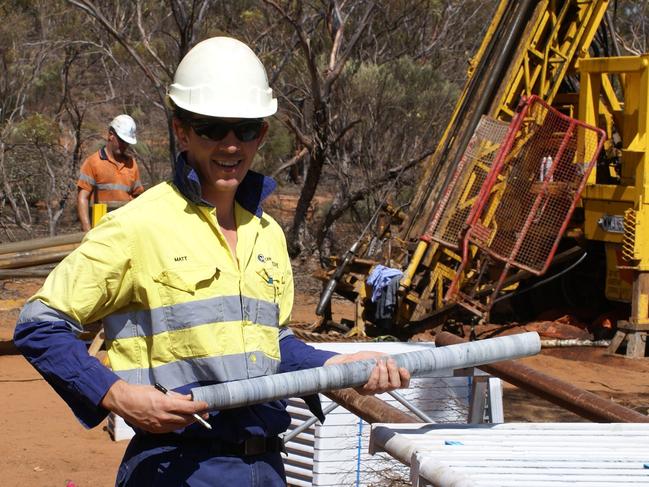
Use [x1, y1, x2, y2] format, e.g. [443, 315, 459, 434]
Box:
[287, 107, 329, 257]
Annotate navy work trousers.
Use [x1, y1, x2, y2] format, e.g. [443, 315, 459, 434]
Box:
[115, 434, 287, 487]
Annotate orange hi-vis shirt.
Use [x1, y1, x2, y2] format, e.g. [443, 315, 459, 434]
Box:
[77, 147, 144, 205]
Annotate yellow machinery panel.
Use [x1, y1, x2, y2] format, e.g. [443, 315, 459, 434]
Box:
[605, 242, 633, 302]
[579, 56, 649, 270]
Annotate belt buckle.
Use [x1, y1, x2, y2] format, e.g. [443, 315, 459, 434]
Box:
[243, 437, 266, 456]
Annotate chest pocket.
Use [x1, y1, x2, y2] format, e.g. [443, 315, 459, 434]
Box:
[154, 266, 220, 296]
[153, 265, 223, 330]
[255, 262, 285, 304]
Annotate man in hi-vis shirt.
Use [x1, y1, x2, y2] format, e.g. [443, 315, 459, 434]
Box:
[16, 38, 409, 487]
[76, 114, 144, 231]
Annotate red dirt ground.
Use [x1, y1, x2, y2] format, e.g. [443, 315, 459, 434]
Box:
[2, 278, 649, 486]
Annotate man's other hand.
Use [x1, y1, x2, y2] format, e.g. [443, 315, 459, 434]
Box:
[324, 351, 410, 395]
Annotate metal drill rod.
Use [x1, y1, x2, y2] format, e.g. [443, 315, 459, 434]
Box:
[282, 402, 340, 443]
[436, 331, 649, 423]
[192, 332, 541, 412]
[387, 390, 434, 423]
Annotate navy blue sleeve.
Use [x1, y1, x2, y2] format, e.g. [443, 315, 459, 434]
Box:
[278, 333, 338, 372]
[278, 333, 340, 422]
[13, 315, 120, 429]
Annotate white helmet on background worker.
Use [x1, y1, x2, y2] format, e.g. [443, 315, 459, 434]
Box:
[109, 114, 137, 145]
[167, 37, 277, 119]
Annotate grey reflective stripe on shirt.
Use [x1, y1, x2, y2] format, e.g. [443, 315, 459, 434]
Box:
[18, 300, 84, 334]
[278, 326, 293, 340]
[131, 180, 142, 190]
[113, 350, 280, 388]
[96, 183, 132, 192]
[103, 295, 279, 341]
[78, 173, 96, 186]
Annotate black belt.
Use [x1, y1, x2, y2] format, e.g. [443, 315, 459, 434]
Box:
[143, 434, 285, 457]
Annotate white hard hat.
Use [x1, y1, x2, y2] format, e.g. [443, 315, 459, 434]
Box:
[109, 114, 137, 144]
[167, 37, 277, 119]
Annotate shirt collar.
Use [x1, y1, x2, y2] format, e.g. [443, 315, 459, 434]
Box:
[100, 146, 128, 168]
[173, 151, 276, 217]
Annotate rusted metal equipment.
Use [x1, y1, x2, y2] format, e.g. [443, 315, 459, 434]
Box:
[325, 389, 418, 424]
[436, 332, 649, 423]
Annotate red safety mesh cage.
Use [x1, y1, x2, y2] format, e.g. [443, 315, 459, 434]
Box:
[446, 96, 606, 315]
[426, 116, 510, 249]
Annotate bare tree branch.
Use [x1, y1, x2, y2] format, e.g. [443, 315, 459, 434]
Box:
[324, 2, 376, 96]
[271, 146, 308, 178]
[280, 115, 314, 150]
[136, 0, 174, 79]
[66, 0, 166, 96]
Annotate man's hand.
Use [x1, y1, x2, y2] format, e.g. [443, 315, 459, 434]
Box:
[324, 351, 410, 395]
[100, 380, 209, 433]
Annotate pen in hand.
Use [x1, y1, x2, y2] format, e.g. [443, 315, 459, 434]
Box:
[154, 382, 212, 430]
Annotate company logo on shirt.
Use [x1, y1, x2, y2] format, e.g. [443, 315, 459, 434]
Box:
[257, 254, 278, 267]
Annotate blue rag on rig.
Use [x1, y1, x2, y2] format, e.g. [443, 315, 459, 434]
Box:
[367, 265, 403, 321]
[367, 265, 404, 302]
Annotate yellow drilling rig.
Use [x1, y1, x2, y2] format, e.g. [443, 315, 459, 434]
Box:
[314, 0, 649, 358]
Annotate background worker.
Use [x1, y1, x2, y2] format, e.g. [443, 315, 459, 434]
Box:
[14, 36, 409, 487]
[76, 114, 144, 231]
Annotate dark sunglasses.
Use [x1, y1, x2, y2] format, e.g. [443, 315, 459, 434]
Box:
[187, 118, 264, 142]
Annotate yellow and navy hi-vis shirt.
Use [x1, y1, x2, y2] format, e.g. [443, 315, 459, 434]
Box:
[26, 177, 292, 389]
[15, 154, 336, 438]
